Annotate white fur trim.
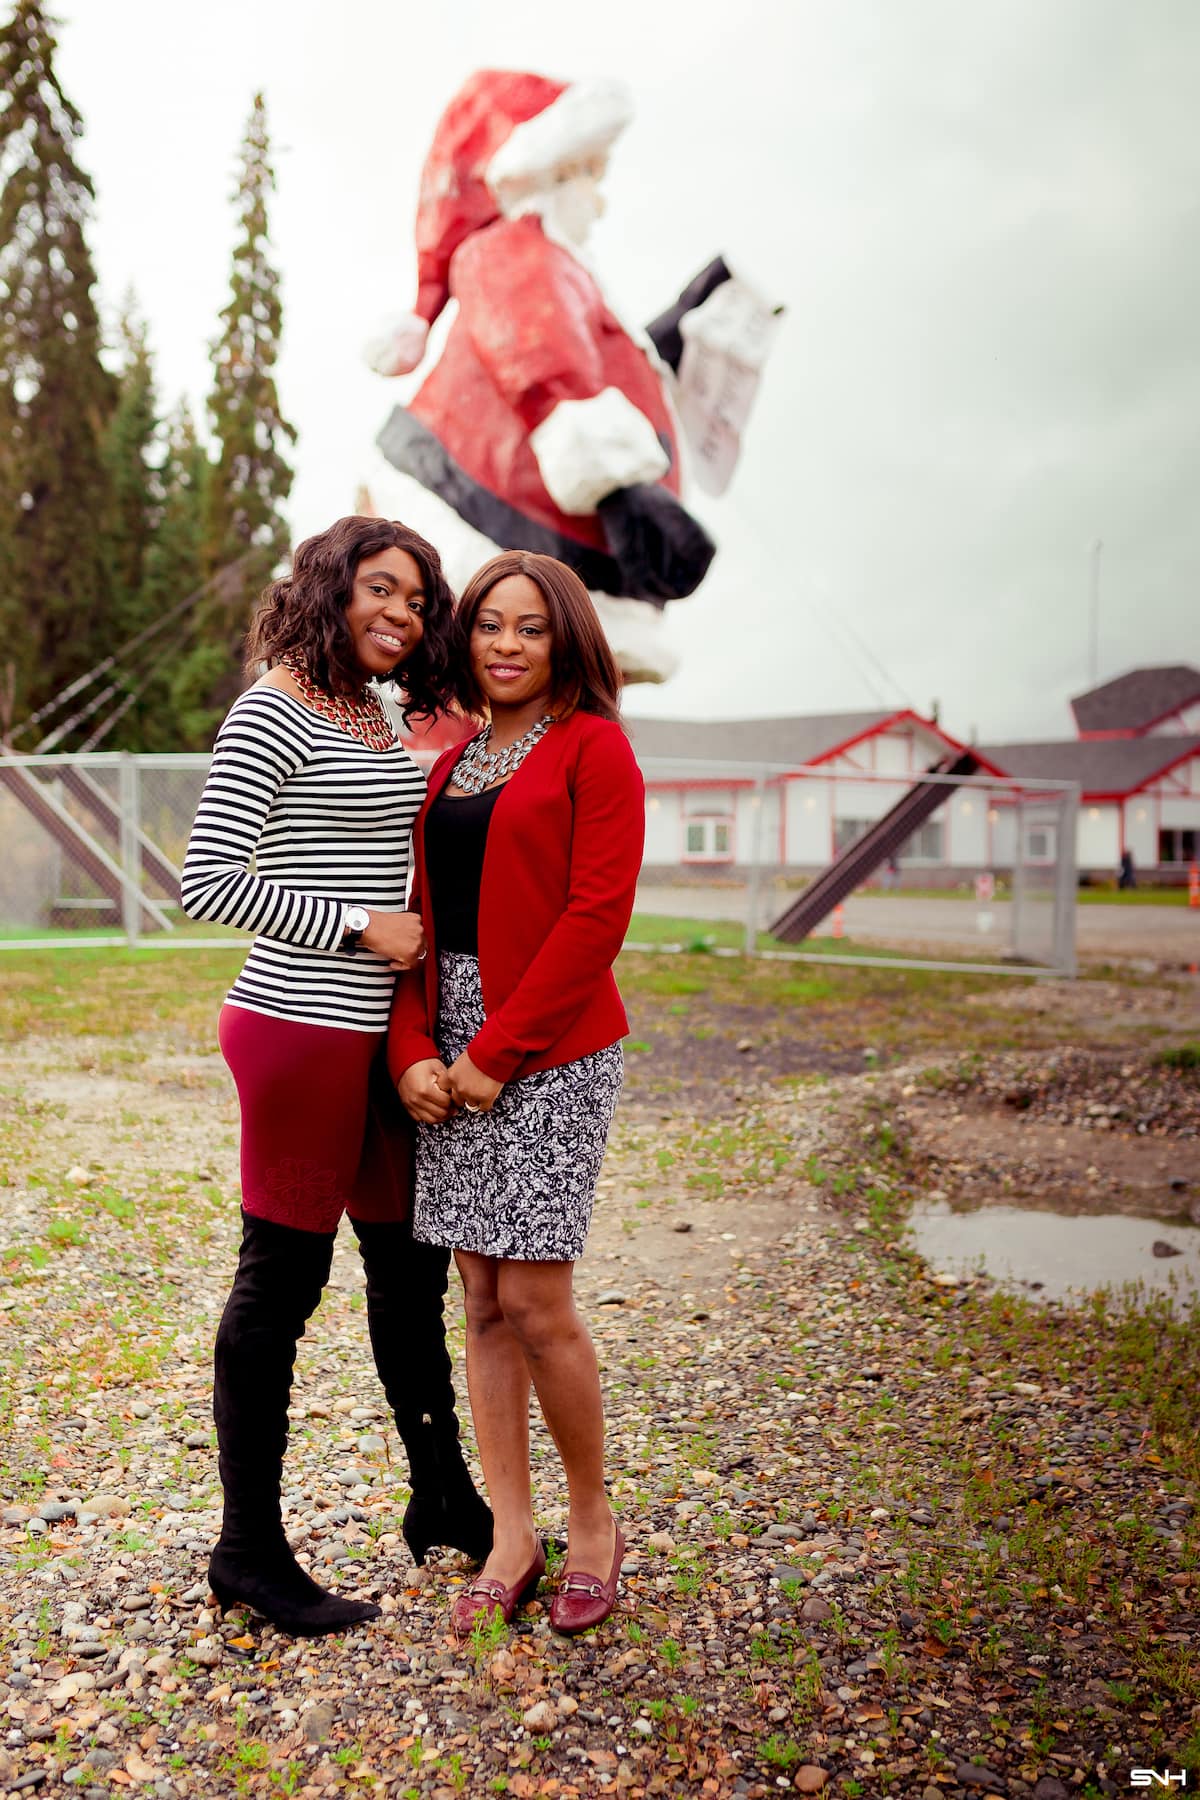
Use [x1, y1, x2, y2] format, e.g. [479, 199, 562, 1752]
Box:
[487, 80, 632, 191]
[363, 314, 430, 377]
[361, 456, 498, 592]
[588, 593, 678, 684]
[360, 462, 680, 683]
[530, 388, 669, 514]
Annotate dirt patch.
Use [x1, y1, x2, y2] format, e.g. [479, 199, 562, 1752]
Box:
[965, 972, 1200, 1033]
[884, 1046, 1200, 1220]
[620, 1007, 867, 1109]
[620, 967, 1200, 1113]
[903, 1106, 1197, 1218]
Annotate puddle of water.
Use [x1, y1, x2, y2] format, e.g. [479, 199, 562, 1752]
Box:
[909, 1200, 1200, 1309]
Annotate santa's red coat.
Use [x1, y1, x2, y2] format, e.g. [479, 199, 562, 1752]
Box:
[406, 215, 682, 557]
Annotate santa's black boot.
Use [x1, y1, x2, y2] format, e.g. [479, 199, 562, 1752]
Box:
[352, 1217, 493, 1566]
[209, 1211, 382, 1636]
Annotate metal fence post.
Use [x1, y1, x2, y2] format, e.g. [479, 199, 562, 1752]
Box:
[1055, 783, 1080, 976]
[119, 754, 141, 947]
[743, 772, 767, 957]
[1010, 796, 1024, 960]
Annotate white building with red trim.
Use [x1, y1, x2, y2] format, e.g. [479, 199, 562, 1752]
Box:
[626, 665, 1200, 883]
[978, 665, 1200, 880]
[628, 708, 980, 876]
[397, 663, 1200, 884]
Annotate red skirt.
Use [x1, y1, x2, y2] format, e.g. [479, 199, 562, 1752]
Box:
[219, 1005, 413, 1235]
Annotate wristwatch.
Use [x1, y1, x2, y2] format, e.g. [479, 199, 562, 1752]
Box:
[338, 906, 371, 955]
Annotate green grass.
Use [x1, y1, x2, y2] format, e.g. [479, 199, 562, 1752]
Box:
[625, 912, 934, 962]
[1076, 885, 1193, 905]
[626, 910, 777, 951]
[0, 913, 249, 945]
[0, 939, 1167, 1078]
[0, 946, 244, 1042]
[849, 884, 1193, 906]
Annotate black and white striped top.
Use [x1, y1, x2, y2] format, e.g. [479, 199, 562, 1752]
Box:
[181, 685, 426, 1032]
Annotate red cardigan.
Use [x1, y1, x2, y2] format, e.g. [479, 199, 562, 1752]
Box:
[388, 710, 644, 1086]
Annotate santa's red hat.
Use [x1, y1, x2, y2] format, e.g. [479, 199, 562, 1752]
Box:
[375, 70, 631, 376]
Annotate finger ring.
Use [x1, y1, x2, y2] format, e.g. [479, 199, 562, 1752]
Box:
[417, 950, 427, 962]
[463, 1102, 482, 1114]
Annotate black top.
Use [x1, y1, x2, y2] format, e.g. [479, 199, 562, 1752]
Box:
[424, 783, 504, 955]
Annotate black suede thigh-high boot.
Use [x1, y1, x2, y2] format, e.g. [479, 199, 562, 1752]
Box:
[209, 1210, 382, 1635]
[352, 1216, 493, 1566]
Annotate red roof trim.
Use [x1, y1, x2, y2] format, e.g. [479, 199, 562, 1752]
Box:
[641, 711, 968, 779]
[1048, 740, 1200, 802]
[806, 708, 970, 767]
[1074, 690, 1200, 739]
[644, 776, 757, 792]
[1108, 739, 1200, 799]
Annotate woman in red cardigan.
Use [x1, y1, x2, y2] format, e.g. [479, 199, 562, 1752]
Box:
[389, 550, 643, 1637]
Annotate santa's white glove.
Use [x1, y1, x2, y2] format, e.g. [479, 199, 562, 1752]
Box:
[531, 389, 669, 515]
[364, 314, 431, 377]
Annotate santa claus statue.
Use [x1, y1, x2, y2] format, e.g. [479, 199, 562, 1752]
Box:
[365, 69, 778, 684]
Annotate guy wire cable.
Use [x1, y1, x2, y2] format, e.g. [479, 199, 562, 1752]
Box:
[12, 551, 257, 744]
[39, 592, 224, 752]
[77, 628, 197, 752]
[722, 486, 914, 713]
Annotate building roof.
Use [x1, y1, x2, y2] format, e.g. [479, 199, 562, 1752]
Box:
[1070, 664, 1200, 736]
[626, 710, 948, 768]
[979, 735, 1200, 798]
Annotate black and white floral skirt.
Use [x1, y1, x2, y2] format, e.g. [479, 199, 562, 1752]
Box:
[413, 952, 624, 1262]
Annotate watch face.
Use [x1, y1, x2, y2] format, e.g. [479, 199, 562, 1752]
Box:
[347, 907, 370, 932]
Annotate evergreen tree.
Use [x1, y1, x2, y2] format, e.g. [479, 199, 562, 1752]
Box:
[137, 402, 218, 750]
[102, 297, 160, 642]
[0, 0, 116, 726]
[205, 90, 295, 705]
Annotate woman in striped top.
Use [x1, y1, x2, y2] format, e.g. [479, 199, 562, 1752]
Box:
[182, 515, 491, 1637]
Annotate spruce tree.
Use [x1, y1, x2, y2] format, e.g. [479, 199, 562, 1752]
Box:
[0, 0, 116, 725]
[139, 402, 218, 750]
[102, 298, 159, 643]
[205, 91, 295, 705]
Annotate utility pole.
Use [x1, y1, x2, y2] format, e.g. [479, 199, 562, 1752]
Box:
[1088, 539, 1102, 687]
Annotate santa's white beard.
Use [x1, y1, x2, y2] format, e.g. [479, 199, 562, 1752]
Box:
[362, 454, 680, 685]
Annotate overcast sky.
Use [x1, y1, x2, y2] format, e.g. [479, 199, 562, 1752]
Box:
[55, 0, 1198, 743]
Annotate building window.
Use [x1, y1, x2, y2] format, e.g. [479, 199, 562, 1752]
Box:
[684, 816, 734, 862]
[833, 818, 874, 855]
[900, 821, 945, 865]
[1158, 827, 1197, 865]
[1024, 824, 1057, 864]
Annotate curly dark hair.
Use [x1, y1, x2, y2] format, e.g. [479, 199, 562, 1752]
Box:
[453, 551, 625, 730]
[245, 516, 457, 725]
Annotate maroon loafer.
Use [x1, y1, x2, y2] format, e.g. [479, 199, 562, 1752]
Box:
[450, 1540, 546, 1638]
[549, 1526, 626, 1636]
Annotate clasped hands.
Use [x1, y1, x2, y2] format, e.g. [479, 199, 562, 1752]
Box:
[398, 1052, 503, 1123]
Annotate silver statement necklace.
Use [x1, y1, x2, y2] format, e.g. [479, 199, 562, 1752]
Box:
[452, 715, 555, 796]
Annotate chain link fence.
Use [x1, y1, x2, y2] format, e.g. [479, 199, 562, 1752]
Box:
[631, 758, 1079, 975]
[0, 751, 1079, 974]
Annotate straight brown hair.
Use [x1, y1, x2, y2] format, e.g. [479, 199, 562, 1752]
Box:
[454, 551, 625, 728]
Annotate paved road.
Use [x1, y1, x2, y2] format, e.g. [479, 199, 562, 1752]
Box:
[634, 884, 1199, 964]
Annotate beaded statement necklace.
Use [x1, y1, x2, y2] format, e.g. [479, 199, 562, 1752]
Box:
[451, 715, 556, 796]
[280, 655, 396, 752]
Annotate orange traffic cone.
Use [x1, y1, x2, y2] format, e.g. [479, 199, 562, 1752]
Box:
[832, 903, 845, 940]
[1189, 863, 1199, 909]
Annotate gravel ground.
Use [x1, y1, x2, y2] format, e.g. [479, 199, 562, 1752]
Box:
[0, 958, 1197, 1799]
